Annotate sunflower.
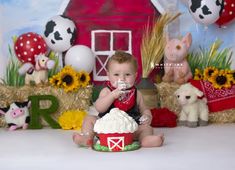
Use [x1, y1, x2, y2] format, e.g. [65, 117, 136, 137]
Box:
[58, 110, 87, 130]
[78, 70, 90, 87]
[226, 70, 235, 84]
[59, 66, 80, 92]
[203, 66, 219, 81]
[194, 68, 203, 80]
[49, 74, 62, 88]
[209, 70, 233, 89]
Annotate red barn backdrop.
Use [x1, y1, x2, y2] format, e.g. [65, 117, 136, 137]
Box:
[64, 0, 160, 84]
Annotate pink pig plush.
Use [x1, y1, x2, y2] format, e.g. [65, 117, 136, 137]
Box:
[162, 33, 193, 84]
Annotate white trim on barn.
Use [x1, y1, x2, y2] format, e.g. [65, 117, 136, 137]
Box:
[151, 0, 180, 14]
[151, 0, 166, 14]
[91, 30, 132, 81]
[58, 0, 71, 15]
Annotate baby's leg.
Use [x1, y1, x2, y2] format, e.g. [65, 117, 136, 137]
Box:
[73, 115, 97, 147]
[135, 125, 164, 147]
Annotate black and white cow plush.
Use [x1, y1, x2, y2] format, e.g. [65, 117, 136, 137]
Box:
[43, 15, 77, 52]
[188, 0, 224, 25]
[0, 101, 31, 131]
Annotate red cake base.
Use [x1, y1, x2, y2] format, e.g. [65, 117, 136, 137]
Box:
[98, 133, 134, 152]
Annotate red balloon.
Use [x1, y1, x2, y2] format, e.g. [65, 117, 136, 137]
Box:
[14, 32, 47, 65]
[216, 0, 235, 26]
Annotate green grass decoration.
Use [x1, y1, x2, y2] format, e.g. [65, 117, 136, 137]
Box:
[28, 95, 61, 129]
[188, 40, 233, 75]
[48, 51, 61, 78]
[93, 141, 140, 152]
[3, 39, 61, 86]
[2, 45, 25, 86]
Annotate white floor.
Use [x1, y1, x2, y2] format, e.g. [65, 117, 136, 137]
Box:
[1, 124, 235, 170]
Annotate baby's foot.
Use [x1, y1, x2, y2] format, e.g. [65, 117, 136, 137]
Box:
[72, 132, 93, 147]
[9, 125, 18, 131]
[141, 134, 164, 147]
[22, 123, 28, 130]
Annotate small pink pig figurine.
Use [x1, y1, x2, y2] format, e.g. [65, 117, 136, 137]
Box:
[162, 33, 193, 84]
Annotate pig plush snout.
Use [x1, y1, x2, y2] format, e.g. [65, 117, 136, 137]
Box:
[10, 108, 25, 118]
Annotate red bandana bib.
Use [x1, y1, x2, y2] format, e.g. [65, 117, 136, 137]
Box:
[106, 81, 136, 111]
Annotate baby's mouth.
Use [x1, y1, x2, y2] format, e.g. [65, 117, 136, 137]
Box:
[116, 80, 131, 90]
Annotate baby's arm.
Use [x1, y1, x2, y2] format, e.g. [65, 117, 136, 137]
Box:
[137, 90, 152, 125]
[94, 87, 123, 113]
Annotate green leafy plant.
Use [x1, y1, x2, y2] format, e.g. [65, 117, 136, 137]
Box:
[188, 40, 233, 75]
[2, 45, 25, 86]
[2, 43, 61, 86]
[48, 51, 61, 78]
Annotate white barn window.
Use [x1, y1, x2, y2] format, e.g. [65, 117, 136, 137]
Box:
[91, 30, 132, 81]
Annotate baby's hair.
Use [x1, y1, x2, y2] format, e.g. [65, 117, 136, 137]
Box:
[106, 50, 138, 72]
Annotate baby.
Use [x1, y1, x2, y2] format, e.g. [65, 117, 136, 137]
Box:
[73, 51, 164, 147]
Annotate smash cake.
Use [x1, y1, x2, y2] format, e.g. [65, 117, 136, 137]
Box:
[93, 108, 140, 152]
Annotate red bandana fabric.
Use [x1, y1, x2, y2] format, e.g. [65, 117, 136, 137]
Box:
[190, 79, 235, 112]
[106, 81, 136, 111]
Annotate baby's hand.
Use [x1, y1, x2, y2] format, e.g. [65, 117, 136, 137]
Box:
[139, 114, 152, 125]
[111, 88, 124, 100]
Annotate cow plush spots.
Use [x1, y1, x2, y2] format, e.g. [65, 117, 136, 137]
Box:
[0, 101, 31, 131]
[43, 15, 77, 52]
[188, 0, 224, 25]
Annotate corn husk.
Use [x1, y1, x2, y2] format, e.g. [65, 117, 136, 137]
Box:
[141, 13, 181, 78]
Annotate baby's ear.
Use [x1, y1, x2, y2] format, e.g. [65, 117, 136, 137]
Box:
[106, 71, 110, 77]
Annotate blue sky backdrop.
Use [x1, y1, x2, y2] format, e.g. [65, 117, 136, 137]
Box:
[0, 0, 235, 80]
[0, 0, 69, 78]
[178, 2, 235, 54]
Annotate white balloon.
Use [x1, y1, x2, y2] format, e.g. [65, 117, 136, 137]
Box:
[65, 45, 95, 73]
[43, 15, 77, 52]
[188, 0, 223, 26]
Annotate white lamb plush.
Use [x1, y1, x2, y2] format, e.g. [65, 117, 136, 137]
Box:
[175, 83, 209, 127]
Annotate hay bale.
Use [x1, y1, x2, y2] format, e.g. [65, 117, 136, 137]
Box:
[0, 84, 16, 127]
[156, 82, 181, 114]
[156, 82, 235, 124]
[209, 109, 235, 124]
[0, 84, 93, 127]
[139, 88, 159, 109]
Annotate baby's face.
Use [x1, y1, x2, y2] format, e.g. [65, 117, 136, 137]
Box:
[107, 61, 137, 89]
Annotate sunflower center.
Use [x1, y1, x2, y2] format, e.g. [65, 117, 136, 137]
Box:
[233, 73, 235, 79]
[208, 70, 214, 76]
[216, 75, 227, 85]
[80, 74, 86, 82]
[62, 75, 73, 85]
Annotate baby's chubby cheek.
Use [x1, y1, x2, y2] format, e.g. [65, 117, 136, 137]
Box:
[110, 81, 118, 88]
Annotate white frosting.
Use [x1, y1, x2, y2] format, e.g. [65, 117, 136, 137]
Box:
[116, 79, 130, 90]
[94, 108, 138, 134]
